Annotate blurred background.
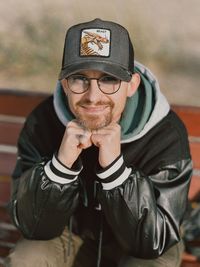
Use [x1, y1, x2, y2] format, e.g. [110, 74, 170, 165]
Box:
[0, 0, 199, 106]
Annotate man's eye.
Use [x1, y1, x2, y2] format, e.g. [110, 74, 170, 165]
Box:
[101, 76, 120, 84]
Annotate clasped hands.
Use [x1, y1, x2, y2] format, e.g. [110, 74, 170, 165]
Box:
[58, 120, 121, 169]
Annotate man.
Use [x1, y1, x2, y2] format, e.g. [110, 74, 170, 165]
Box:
[7, 18, 192, 267]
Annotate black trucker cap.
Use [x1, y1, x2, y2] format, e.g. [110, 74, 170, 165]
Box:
[59, 18, 134, 82]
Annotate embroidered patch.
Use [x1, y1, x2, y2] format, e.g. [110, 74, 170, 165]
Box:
[80, 28, 110, 57]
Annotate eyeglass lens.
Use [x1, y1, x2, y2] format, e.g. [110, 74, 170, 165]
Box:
[66, 75, 121, 94]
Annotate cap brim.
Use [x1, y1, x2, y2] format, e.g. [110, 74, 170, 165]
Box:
[59, 61, 132, 82]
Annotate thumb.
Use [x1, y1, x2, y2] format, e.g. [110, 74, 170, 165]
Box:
[91, 134, 100, 147]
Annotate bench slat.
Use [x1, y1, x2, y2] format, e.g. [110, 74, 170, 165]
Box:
[0, 90, 50, 117]
[0, 121, 23, 145]
[0, 180, 10, 204]
[0, 153, 17, 176]
[190, 142, 200, 169]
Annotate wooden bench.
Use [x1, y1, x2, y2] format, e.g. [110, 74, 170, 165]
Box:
[0, 89, 50, 266]
[0, 89, 199, 267]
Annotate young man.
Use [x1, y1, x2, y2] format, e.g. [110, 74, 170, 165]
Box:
[7, 18, 192, 267]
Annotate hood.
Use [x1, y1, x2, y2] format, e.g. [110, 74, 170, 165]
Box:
[53, 61, 170, 143]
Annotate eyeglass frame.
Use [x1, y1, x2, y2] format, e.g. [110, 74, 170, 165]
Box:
[65, 74, 122, 95]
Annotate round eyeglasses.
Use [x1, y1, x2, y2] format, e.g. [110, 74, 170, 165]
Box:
[66, 74, 121, 95]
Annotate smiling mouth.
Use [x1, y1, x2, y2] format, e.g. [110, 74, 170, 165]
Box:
[80, 105, 110, 113]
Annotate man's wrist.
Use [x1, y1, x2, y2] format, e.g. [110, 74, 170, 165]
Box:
[96, 155, 132, 190]
[44, 154, 82, 184]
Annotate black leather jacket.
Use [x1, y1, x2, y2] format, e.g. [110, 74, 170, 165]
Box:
[9, 96, 192, 259]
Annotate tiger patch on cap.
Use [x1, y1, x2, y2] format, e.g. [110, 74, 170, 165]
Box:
[80, 29, 110, 57]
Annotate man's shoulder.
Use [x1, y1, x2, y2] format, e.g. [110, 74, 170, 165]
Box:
[163, 109, 189, 136]
[24, 95, 63, 129]
[153, 109, 191, 156]
[20, 95, 64, 150]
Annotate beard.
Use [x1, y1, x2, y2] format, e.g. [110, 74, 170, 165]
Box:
[75, 99, 114, 130]
[76, 112, 112, 130]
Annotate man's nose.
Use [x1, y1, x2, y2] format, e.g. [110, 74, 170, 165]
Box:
[85, 80, 103, 102]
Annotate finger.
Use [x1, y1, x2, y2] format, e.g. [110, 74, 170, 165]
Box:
[77, 134, 92, 149]
[91, 134, 103, 147]
[67, 120, 82, 129]
[68, 120, 90, 133]
[67, 124, 90, 137]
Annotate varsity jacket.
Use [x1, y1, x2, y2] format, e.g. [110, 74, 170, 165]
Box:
[9, 62, 192, 259]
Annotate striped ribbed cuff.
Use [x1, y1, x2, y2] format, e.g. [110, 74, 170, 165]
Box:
[96, 155, 132, 190]
[44, 154, 82, 184]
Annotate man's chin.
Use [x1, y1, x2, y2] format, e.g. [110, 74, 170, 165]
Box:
[77, 116, 111, 130]
[79, 120, 107, 130]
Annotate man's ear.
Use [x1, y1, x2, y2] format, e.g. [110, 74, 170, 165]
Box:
[61, 79, 68, 94]
[127, 73, 141, 97]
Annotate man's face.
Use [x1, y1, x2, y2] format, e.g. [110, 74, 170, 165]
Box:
[62, 70, 138, 130]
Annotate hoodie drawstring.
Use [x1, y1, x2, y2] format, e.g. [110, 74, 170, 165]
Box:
[96, 212, 103, 267]
[94, 180, 103, 267]
[64, 216, 73, 263]
[67, 216, 73, 257]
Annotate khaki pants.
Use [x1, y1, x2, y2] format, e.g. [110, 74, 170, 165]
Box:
[5, 228, 184, 267]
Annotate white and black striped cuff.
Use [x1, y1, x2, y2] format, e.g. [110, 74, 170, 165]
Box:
[96, 155, 132, 190]
[44, 155, 82, 184]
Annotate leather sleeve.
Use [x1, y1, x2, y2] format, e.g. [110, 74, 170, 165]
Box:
[10, 162, 80, 240]
[9, 106, 81, 240]
[98, 158, 192, 258]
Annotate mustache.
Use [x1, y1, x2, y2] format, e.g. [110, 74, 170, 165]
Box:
[77, 99, 114, 108]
